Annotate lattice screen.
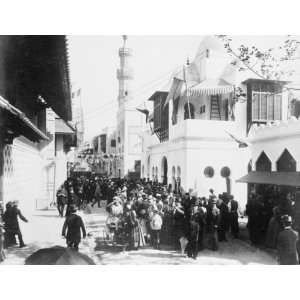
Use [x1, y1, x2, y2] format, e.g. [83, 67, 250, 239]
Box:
[3, 145, 13, 177]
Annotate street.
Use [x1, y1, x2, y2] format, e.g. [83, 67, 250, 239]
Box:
[1, 206, 278, 265]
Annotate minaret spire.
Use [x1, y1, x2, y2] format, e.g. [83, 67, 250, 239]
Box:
[122, 35, 127, 48]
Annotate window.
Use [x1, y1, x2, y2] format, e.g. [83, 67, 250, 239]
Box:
[184, 103, 195, 120]
[200, 105, 206, 114]
[220, 167, 231, 178]
[204, 166, 214, 178]
[252, 91, 282, 121]
[110, 139, 116, 147]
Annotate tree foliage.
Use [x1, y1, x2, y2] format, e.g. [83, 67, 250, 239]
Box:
[216, 35, 300, 80]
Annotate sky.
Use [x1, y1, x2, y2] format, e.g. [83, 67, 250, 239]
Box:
[68, 35, 300, 141]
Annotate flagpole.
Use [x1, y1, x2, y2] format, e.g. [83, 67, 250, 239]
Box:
[183, 62, 191, 119]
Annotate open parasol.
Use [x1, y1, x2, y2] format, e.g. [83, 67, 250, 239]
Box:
[25, 246, 96, 265]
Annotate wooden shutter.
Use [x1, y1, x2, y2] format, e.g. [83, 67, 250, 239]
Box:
[274, 94, 282, 120]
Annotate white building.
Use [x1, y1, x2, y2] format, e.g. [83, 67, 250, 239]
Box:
[141, 36, 290, 209]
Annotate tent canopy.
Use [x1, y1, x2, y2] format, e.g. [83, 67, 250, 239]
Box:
[237, 171, 300, 187]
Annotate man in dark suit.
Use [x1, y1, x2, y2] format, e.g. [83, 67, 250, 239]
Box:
[228, 195, 239, 238]
[62, 205, 86, 251]
[277, 215, 298, 265]
[217, 193, 230, 242]
[3, 201, 28, 248]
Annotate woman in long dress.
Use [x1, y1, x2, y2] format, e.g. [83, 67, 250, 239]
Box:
[124, 205, 143, 250]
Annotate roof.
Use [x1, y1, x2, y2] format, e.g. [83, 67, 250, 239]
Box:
[0, 96, 49, 142]
[237, 171, 300, 187]
[55, 118, 75, 135]
[148, 91, 168, 101]
[0, 36, 72, 122]
[242, 78, 290, 86]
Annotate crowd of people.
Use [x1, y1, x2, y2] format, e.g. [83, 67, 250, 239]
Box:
[1, 172, 300, 264]
[55, 173, 242, 260]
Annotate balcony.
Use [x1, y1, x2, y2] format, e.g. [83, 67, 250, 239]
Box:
[170, 119, 236, 141]
[119, 47, 132, 57]
[117, 68, 134, 80]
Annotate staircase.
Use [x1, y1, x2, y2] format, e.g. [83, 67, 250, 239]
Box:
[210, 95, 221, 120]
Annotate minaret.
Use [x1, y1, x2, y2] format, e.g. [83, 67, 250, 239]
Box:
[117, 35, 134, 106]
[116, 36, 142, 178]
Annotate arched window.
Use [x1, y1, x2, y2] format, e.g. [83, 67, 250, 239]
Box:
[277, 149, 296, 172]
[248, 160, 252, 172]
[184, 102, 195, 120]
[256, 151, 272, 172]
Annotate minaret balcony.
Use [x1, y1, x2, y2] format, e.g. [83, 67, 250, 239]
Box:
[117, 68, 134, 80]
[119, 47, 132, 57]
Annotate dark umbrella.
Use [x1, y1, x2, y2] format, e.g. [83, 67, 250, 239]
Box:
[25, 246, 96, 265]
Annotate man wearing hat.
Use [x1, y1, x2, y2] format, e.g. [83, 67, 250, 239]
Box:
[206, 196, 220, 251]
[228, 195, 239, 238]
[277, 215, 298, 265]
[217, 193, 230, 242]
[62, 205, 86, 251]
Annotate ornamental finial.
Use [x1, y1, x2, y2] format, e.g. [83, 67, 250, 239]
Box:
[122, 35, 127, 47]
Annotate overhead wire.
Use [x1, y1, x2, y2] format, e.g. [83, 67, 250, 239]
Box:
[83, 65, 181, 118]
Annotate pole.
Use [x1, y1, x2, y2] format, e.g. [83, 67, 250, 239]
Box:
[183, 64, 191, 119]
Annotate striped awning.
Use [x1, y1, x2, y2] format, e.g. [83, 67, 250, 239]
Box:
[189, 78, 234, 96]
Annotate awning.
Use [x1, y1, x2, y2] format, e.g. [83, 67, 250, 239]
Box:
[55, 118, 75, 134]
[0, 96, 49, 142]
[189, 78, 234, 96]
[237, 171, 300, 187]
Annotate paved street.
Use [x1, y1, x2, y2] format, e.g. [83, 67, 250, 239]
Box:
[1, 206, 278, 265]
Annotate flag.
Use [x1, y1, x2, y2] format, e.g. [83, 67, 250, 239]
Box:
[164, 78, 184, 108]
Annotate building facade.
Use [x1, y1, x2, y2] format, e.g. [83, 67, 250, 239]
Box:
[0, 36, 72, 213]
[141, 36, 290, 209]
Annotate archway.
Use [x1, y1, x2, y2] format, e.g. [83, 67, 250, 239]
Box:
[277, 149, 296, 172]
[176, 166, 181, 194]
[142, 165, 145, 178]
[161, 157, 168, 185]
[172, 166, 176, 192]
[155, 166, 158, 182]
[184, 102, 195, 120]
[147, 156, 150, 179]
